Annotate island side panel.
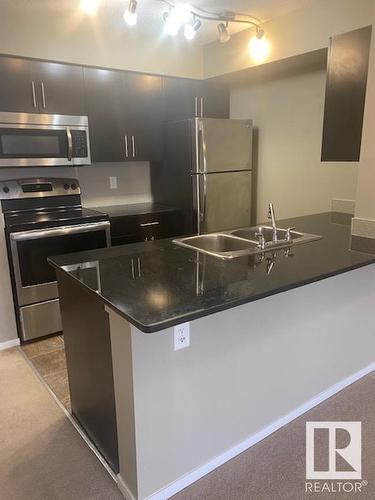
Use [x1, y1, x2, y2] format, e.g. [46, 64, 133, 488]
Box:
[56, 270, 119, 473]
[123, 264, 375, 499]
[107, 307, 138, 500]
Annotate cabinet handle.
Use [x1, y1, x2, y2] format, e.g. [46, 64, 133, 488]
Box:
[31, 82, 37, 108]
[41, 82, 46, 108]
[124, 136, 129, 158]
[131, 135, 136, 157]
[194, 96, 199, 117]
[140, 221, 159, 227]
[200, 97, 204, 117]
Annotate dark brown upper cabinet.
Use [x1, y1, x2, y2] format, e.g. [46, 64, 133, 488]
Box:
[84, 68, 164, 163]
[122, 73, 164, 162]
[321, 26, 372, 162]
[0, 55, 85, 115]
[0, 57, 36, 113]
[31, 61, 85, 115]
[164, 77, 229, 121]
[84, 67, 126, 162]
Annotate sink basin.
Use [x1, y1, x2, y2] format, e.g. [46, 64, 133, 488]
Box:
[173, 233, 258, 259]
[173, 225, 322, 259]
[230, 225, 303, 243]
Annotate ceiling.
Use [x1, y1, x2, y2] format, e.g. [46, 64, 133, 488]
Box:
[10, 0, 321, 45]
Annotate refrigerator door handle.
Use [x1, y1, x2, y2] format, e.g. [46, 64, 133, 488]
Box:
[201, 174, 207, 225]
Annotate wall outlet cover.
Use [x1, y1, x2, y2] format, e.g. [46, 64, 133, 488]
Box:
[109, 176, 118, 189]
[174, 322, 190, 351]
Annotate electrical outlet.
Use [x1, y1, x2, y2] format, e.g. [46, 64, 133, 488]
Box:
[109, 176, 117, 189]
[174, 322, 190, 351]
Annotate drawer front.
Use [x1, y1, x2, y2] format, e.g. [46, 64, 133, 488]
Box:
[110, 211, 184, 246]
[20, 298, 62, 341]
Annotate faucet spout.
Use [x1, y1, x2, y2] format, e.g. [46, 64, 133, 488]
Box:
[268, 202, 277, 242]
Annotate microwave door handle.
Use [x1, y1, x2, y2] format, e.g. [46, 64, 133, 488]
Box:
[10, 221, 111, 242]
[66, 127, 73, 162]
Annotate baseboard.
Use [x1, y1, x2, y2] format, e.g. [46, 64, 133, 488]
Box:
[145, 362, 375, 500]
[117, 474, 136, 500]
[331, 198, 355, 215]
[0, 338, 20, 351]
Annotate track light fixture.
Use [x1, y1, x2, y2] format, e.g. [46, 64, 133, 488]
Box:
[163, 4, 192, 36]
[80, 0, 268, 60]
[217, 22, 230, 43]
[184, 17, 202, 40]
[124, 0, 138, 26]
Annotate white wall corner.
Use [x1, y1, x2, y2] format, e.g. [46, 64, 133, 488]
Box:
[0, 338, 20, 351]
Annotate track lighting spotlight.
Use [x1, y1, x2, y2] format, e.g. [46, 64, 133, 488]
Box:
[249, 27, 270, 62]
[124, 0, 138, 26]
[184, 18, 202, 40]
[217, 22, 230, 43]
[163, 4, 192, 36]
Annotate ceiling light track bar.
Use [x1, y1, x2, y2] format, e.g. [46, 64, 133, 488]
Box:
[158, 0, 262, 28]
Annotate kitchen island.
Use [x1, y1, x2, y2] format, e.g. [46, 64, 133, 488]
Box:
[49, 212, 375, 500]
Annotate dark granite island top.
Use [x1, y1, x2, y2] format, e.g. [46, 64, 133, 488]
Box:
[48, 212, 375, 333]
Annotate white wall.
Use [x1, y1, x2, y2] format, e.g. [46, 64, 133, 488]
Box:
[230, 67, 358, 222]
[77, 163, 152, 208]
[203, 0, 373, 78]
[0, 0, 203, 79]
[353, 0, 375, 232]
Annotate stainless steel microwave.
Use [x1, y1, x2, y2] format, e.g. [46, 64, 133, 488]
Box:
[0, 112, 91, 167]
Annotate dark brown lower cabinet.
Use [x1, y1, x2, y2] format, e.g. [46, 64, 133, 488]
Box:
[321, 26, 372, 162]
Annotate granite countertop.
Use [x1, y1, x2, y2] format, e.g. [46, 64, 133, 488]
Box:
[48, 212, 375, 333]
[90, 202, 182, 218]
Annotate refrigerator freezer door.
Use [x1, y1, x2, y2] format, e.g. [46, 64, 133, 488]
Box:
[195, 118, 253, 173]
[196, 171, 252, 233]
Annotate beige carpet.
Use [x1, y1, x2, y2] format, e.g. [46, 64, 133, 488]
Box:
[2, 347, 375, 500]
[0, 348, 123, 500]
[173, 372, 375, 500]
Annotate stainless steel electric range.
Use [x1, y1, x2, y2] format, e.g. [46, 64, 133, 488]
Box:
[0, 178, 110, 342]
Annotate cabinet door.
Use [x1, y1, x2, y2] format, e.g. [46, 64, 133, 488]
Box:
[200, 81, 230, 119]
[0, 56, 37, 113]
[84, 67, 126, 163]
[321, 26, 372, 161]
[122, 73, 164, 161]
[164, 77, 201, 121]
[164, 77, 229, 121]
[32, 61, 85, 115]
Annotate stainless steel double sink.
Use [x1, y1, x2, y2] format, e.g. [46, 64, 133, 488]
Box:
[173, 225, 321, 259]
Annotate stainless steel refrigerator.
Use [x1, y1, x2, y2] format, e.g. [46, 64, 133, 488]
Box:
[151, 117, 253, 234]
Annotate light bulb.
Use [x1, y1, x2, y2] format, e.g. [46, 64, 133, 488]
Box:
[184, 19, 202, 40]
[248, 30, 270, 63]
[217, 23, 230, 43]
[80, 0, 100, 16]
[124, 0, 138, 26]
[163, 4, 192, 36]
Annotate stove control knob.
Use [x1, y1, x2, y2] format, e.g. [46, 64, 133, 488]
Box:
[71, 183, 78, 190]
[63, 183, 70, 191]
[2, 186, 9, 194]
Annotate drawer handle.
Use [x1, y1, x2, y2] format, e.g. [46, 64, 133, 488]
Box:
[140, 221, 160, 227]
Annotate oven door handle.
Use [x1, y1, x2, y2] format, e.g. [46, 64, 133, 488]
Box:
[10, 221, 110, 242]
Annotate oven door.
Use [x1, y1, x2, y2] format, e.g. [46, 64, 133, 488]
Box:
[0, 122, 90, 167]
[9, 221, 110, 307]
